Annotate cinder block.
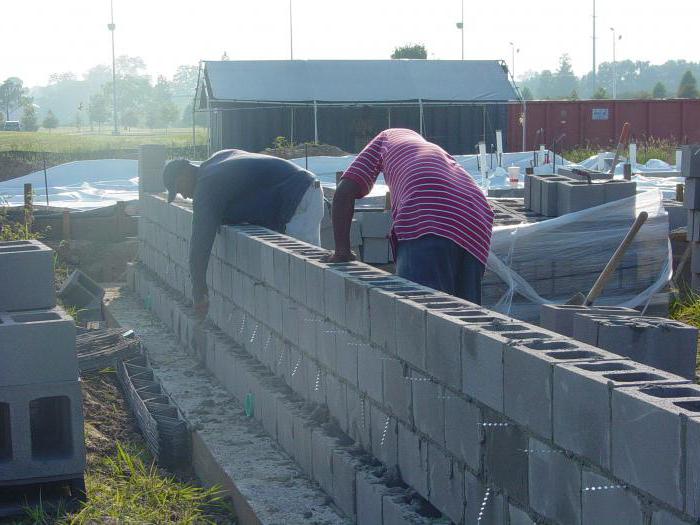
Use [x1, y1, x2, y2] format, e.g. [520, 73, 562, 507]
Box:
[356, 469, 388, 525]
[331, 447, 359, 519]
[0, 240, 55, 311]
[291, 409, 314, 475]
[370, 404, 398, 467]
[503, 339, 622, 438]
[383, 357, 412, 424]
[382, 492, 433, 525]
[577, 315, 698, 379]
[527, 437, 581, 525]
[540, 176, 571, 217]
[582, 469, 643, 524]
[508, 504, 535, 525]
[369, 287, 398, 355]
[464, 469, 506, 524]
[682, 144, 700, 179]
[425, 311, 462, 390]
[272, 247, 291, 295]
[346, 389, 370, 449]
[0, 380, 86, 482]
[397, 422, 428, 496]
[686, 415, 700, 517]
[444, 394, 481, 471]
[362, 238, 390, 264]
[345, 277, 371, 338]
[336, 330, 359, 386]
[395, 298, 427, 369]
[138, 144, 167, 192]
[557, 180, 606, 215]
[316, 320, 338, 371]
[410, 370, 445, 445]
[553, 360, 687, 468]
[482, 409, 529, 505]
[358, 344, 384, 403]
[288, 252, 307, 305]
[305, 259, 326, 314]
[275, 398, 295, 456]
[311, 428, 335, 494]
[324, 266, 348, 326]
[603, 179, 637, 203]
[325, 374, 347, 431]
[652, 509, 695, 525]
[358, 211, 392, 237]
[281, 297, 300, 347]
[428, 443, 465, 523]
[540, 303, 638, 337]
[0, 308, 77, 387]
[688, 210, 700, 242]
[612, 384, 700, 509]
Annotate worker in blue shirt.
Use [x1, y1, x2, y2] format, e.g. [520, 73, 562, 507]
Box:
[162, 149, 324, 318]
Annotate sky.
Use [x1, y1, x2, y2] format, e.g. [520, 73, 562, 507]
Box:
[3, 0, 699, 87]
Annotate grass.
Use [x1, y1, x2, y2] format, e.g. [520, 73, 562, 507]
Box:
[0, 127, 208, 153]
[564, 137, 679, 165]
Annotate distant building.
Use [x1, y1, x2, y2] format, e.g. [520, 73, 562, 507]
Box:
[195, 60, 519, 155]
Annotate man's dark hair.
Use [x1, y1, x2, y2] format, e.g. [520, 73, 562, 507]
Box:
[162, 159, 192, 202]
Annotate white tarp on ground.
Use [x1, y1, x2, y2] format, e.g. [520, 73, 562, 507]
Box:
[0, 159, 138, 210]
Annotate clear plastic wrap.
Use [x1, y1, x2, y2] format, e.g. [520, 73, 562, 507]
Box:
[485, 190, 672, 320]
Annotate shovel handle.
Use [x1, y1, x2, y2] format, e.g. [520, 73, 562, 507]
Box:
[584, 211, 649, 306]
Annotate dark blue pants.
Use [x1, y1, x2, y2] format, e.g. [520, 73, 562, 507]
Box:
[395, 235, 485, 305]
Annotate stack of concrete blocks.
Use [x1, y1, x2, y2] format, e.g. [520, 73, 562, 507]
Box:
[0, 240, 85, 499]
[524, 173, 636, 217]
[134, 189, 700, 524]
[138, 144, 167, 195]
[356, 210, 393, 264]
[683, 145, 700, 291]
[541, 304, 697, 380]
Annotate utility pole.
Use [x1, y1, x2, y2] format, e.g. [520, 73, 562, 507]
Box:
[456, 0, 464, 60]
[610, 27, 621, 99]
[509, 42, 519, 81]
[592, 0, 596, 91]
[108, 0, 119, 135]
[289, 0, 294, 60]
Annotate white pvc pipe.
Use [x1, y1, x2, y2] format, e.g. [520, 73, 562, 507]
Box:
[478, 141, 488, 181]
[676, 149, 683, 171]
[629, 143, 637, 167]
[313, 100, 318, 143]
[496, 130, 503, 167]
[539, 144, 546, 165]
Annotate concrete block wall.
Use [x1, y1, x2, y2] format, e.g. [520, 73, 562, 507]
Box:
[136, 191, 700, 524]
[0, 240, 85, 487]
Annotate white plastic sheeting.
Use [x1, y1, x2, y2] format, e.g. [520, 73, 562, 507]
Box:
[0, 159, 138, 210]
[487, 190, 672, 314]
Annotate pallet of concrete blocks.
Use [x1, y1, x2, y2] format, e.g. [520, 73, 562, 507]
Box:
[0, 240, 55, 312]
[117, 355, 191, 470]
[572, 314, 698, 379]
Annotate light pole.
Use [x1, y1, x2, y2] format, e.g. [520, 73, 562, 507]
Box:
[289, 0, 294, 60]
[456, 0, 464, 60]
[592, 0, 596, 91]
[509, 42, 520, 81]
[610, 27, 622, 99]
[108, 0, 118, 134]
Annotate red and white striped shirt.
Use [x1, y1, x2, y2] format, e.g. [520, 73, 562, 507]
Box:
[342, 128, 494, 264]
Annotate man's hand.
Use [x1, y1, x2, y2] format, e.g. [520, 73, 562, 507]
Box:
[194, 296, 209, 320]
[322, 250, 357, 264]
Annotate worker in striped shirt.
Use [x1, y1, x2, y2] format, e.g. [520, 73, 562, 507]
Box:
[326, 128, 494, 304]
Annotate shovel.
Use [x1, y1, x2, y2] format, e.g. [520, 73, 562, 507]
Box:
[566, 211, 649, 306]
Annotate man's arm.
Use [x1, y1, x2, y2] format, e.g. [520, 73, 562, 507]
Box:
[189, 179, 228, 310]
[327, 179, 363, 262]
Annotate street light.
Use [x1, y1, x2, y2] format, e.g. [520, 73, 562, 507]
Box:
[610, 27, 622, 99]
[509, 42, 520, 81]
[456, 0, 464, 60]
[108, 0, 118, 135]
[289, 0, 294, 60]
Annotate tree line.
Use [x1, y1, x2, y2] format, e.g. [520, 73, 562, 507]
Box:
[0, 56, 206, 132]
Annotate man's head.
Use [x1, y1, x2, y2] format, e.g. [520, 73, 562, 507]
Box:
[163, 159, 198, 202]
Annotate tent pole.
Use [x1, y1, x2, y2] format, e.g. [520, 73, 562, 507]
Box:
[313, 100, 318, 143]
[290, 106, 295, 144]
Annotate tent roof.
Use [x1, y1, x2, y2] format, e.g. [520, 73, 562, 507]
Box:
[202, 60, 518, 104]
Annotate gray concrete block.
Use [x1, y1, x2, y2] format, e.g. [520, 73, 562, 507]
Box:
[557, 180, 606, 215]
[410, 370, 445, 445]
[0, 380, 86, 483]
[356, 469, 387, 525]
[503, 339, 621, 438]
[325, 374, 347, 430]
[395, 298, 427, 369]
[288, 252, 307, 305]
[317, 320, 338, 371]
[686, 415, 700, 518]
[345, 277, 371, 338]
[527, 437, 581, 525]
[305, 259, 326, 314]
[540, 303, 638, 337]
[346, 389, 370, 449]
[336, 330, 359, 386]
[331, 447, 358, 519]
[0, 308, 78, 387]
[311, 428, 335, 494]
[291, 410, 314, 475]
[482, 409, 529, 505]
[275, 398, 295, 457]
[369, 287, 398, 355]
[358, 344, 384, 403]
[508, 504, 535, 525]
[281, 297, 300, 347]
[682, 145, 700, 179]
[652, 509, 695, 525]
[612, 384, 700, 510]
[444, 394, 480, 471]
[582, 469, 643, 525]
[586, 316, 698, 380]
[358, 211, 392, 237]
[688, 210, 700, 242]
[603, 179, 637, 203]
[541, 176, 571, 217]
[524, 172, 533, 210]
[370, 404, 398, 467]
[362, 238, 390, 264]
[397, 422, 429, 496]
[464, 469, 506, 524]
[324, 266, 348, 326]
[553, 360, 687, 468]
[272, 247, 291, 295]
[382, 493, 433, 525]
[383, 357, 412, 424]
[0, 240, 55, 311]
[425, 311, 462, 390]
[427, 443, 465, 524]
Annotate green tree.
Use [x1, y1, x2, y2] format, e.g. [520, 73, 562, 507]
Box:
[74, 111, 82, 130]
[42, 110, 59, 130]
[521, 86, 533, 100]
[0, 111, 5, 128]
[20, 104, 38, 131]
[88, 93, 108, 130]
[391, 44, 428, 59]
[121, 110, 139, 129]
[552, 54, 578, 98]
[652, 82, 667, 98]
[593, 87, 609, 99]
[678, 70, 699, 98]
[0, 77, 26, 120]
[569, 89, 579, 100]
